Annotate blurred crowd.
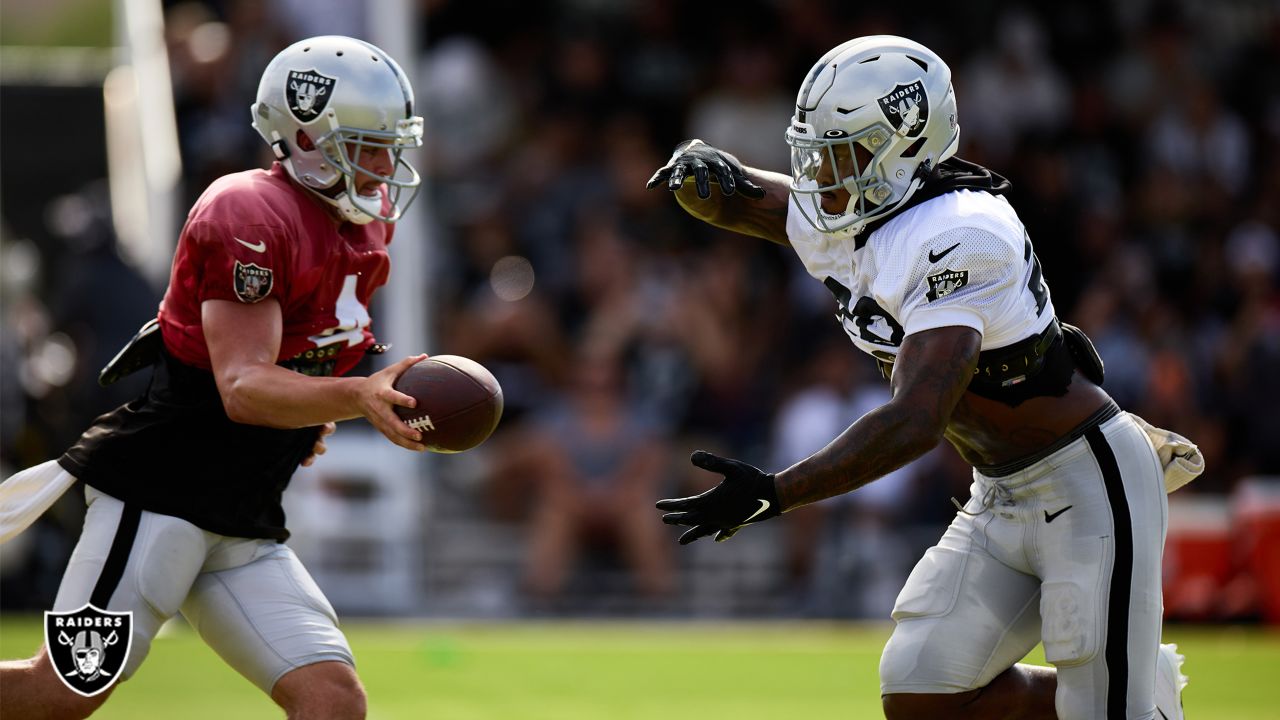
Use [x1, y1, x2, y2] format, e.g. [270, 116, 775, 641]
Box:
[3, 0, 1278, 620]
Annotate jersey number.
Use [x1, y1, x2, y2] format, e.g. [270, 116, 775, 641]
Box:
[1024, 235, 1049, 315]
[824, 277, 904, 347]
[307, 274, 371, 348]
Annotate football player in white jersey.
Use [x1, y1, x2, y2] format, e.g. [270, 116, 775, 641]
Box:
[650, 36, 1200, 720]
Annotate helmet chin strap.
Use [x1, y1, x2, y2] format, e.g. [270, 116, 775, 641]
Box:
[331, 166, 384, 224]
[300, 176, 379, 225]
[272, 129, 379, 225]
[334, 190, 378, 224]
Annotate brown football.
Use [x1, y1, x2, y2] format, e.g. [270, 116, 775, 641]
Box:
[392, 355, 503, 453]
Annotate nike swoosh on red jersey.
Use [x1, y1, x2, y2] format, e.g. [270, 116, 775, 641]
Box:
[235, 237, 267, 253]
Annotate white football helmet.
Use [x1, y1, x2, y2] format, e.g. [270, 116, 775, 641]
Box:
[786, 36, 959, 236]
[251, 36, 423, 224]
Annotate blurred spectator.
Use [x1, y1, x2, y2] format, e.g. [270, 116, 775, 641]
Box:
[1217, 219, 1280, 478]
[686, 40, 793, 171]
[0, 182, 157, 610]
[489, 339, 675, 610]
[419, 36, 518, 184]
[1148, 76, 1251, 200]
[270, 0, 367, 41]
[959, 8, 1071, 164]
[166, 0, 289, 197]
[615, 1, 699, 143]
[1105, 3, 1205, 136]
[768, 339, 940, 617]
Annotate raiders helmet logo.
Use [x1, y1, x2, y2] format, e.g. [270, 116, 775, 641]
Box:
[234, 260, 274, 303]
[44, 604, 133, 697]
[285, 69, 337, 122]
[926, 269, 969, 302]
[877, 81, 929, 138]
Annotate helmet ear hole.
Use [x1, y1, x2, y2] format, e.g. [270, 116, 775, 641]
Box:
[295, 130, 316, 151]
[899, 135, 928, 159]
[851, 141, 875, 171]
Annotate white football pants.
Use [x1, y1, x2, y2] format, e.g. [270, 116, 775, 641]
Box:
[880, 411, 1168, 720]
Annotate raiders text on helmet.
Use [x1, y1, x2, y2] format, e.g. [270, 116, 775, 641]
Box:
[251, 36, 423, 224]
[786, 36, 960, 236]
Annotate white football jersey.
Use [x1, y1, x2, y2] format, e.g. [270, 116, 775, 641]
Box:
[787, 189, 1054, 365]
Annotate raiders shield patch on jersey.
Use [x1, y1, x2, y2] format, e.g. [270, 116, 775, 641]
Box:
[44, 604, 133, 697]
[234, 260, 274, 303]
[926, 269, 969, 301]
[877, 80, 929, 138]
[286, 69, 336, 122]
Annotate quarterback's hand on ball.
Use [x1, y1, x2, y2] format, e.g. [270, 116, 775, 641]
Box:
[656, 450, 781, 544]
[646, 139, 766, 200]
[359, 354, 429, 451]
[301, 422, 336, 467]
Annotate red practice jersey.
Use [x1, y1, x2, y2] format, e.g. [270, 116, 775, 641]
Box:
[60, 164, 399, 540]
[160, 162, 392, 377]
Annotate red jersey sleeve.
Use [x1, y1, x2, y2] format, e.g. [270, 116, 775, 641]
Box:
[184, 219, 292, 306]
[161, 165, 391, 373]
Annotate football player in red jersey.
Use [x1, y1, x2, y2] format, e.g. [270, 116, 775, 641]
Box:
[649, 37, 1199, 720]
[1, 36, 426, 719]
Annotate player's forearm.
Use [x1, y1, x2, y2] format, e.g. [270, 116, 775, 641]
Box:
[218, 363, 365, 429]
[674, 168, 793, 246]
[776, 329, 978, 511]
[773, 401, 941, 511]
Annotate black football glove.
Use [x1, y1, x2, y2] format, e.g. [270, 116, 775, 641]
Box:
[656, 450, 781, 544]
[645, 139, 766, 200]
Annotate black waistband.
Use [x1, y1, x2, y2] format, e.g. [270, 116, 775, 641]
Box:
[975, 400, 1122, 477]
[876, 319, 1061, 389]
[969, 318, 1060, 388]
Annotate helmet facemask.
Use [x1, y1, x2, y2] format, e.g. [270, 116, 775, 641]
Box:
[786, 122, 900, 235]
[311, 115, 423, 224]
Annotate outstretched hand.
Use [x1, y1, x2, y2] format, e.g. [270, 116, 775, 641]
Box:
[646, 139, 767, 200]
[656, 450, 781, 544]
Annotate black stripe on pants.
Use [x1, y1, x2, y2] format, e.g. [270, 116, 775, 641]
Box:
[1085, 426, 1133, 719]
[89, 504, 142, 609]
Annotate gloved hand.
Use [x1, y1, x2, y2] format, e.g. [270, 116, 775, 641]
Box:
[645, 139, 766, 200]
[1129, 413, 1204, 493]
[656, 450, 780, 544]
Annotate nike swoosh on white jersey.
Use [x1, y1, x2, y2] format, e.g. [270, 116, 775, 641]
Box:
[744, 499, 771, 523]
[234, 237, 267, 253]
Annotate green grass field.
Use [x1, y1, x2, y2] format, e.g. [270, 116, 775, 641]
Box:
[2, 617, 1277, 719]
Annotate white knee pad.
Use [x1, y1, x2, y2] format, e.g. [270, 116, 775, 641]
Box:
[879, 619, 941, 693]
[1040, 581, 1099, 667]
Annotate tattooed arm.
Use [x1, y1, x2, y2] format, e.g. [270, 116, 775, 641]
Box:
[646, 139, 793, 246]
[774, 325, 981, 511]
[672, 168, 793, 247]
